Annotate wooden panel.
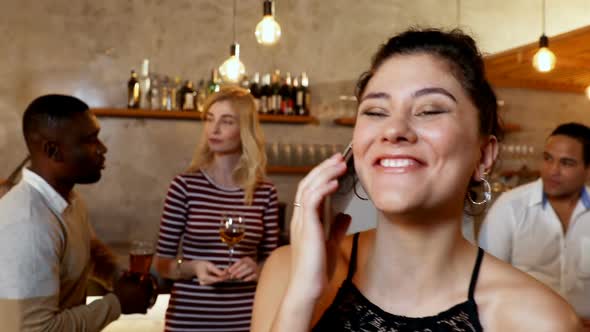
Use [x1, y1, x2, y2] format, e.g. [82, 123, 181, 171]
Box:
[485, 25, 590, 94]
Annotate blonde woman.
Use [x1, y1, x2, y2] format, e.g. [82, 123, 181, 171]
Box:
[154, 86, 279, 332]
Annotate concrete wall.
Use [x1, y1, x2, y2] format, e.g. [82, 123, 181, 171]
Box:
[1, 0, 590, 245]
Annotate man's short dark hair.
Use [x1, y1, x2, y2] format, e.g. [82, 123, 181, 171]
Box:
[22, 94, 89, 146]
[550, 122, 590, 166]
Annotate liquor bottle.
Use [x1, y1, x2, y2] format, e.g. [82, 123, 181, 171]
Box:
[301, 72, 311, 115]
[127, 70, 140, 109]
[293, 76, 303, 115]
[260, 73, 271, 114]
[207, 69, 221, 95]
[279, 72, 293, 115]
[149, 76, 160, 110]
[138, 59, 151, 109]
[160, 76, 172, 111]
[295, 72, 310, 116]
[249, 72, 261, 113]
[179, 80, 197, 111]
[270, 70, 281, 114]
[169, 76, 181, 110]
[196, 79, 207, 113]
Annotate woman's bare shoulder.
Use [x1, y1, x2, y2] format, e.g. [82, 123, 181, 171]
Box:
[478, 253, 582, 331]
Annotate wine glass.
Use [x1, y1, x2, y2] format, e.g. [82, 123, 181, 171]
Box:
[219, 214, 246, 269]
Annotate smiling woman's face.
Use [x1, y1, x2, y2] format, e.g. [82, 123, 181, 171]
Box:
[353, 53, 483, 216]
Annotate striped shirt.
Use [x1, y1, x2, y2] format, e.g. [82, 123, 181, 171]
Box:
[156, 170, 279, 332]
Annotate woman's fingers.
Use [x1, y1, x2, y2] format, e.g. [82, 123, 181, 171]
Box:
[233, 265, 255, 280]
[207, 263, 227, 277]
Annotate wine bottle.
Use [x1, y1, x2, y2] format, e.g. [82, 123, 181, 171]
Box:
[179, 80, 197, 111]
[260, 73, 271, 114]
[127, 70, 140, 109]
[279, 72, 293, 115]
[270, 70, 281, 114]
[301, 72, 311, 115]
[250, 72, 261, 113]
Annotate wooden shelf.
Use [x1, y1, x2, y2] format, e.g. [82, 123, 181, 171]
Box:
[267, 166, 313, 174]
[92, 108, 202, 120]
[333, 117, 355, 127]
[502, 123, 522, 133]
[91, 108, 317, 124]
[334, 116, 522, 133]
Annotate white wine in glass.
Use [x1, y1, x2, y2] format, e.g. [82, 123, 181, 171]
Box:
[219, 215, 245, 269]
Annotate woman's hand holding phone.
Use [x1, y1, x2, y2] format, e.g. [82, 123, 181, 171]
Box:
[287, 152, 351, 302]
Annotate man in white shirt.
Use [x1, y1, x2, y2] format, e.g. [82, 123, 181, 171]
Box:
[0, 95, 152, 331]
[479, 122, 590, 328]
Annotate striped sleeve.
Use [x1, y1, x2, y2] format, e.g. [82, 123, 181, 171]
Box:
[156, 175, 189, 258]
[258, 185, 279, 259]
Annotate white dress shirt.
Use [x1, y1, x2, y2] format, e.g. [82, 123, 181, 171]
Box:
[479, 178, 590, 319]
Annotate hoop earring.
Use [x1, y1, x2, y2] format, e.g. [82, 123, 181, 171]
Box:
[468, 178, 491, 206]
[353, 176, 369, 201]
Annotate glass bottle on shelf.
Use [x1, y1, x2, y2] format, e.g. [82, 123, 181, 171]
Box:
[127, 69, 140, 109]
[250, 72, 261, 113]
[149, 75, 160, 110]
[196, 79, 207, 113]
[169, 76, 181, 111]
[160, 76, 173, 111]
[270, 70, 281, 114]
[139, 59, 151, 109]
[301, 72, 311, 116]
[260, 73, 272, 114]
[295, 72, 310, 116]
[179, 80, 197, 111]
[279, 72, 293, 115]
[207, 69, 221, 96]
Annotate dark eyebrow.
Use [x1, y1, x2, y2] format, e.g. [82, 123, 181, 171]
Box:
[359, 92, 390, 103]
[413, 87, 457, 102]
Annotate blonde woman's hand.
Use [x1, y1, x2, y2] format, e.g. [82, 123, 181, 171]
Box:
[191, 260, 228, 285]
[288, 153, 350, 301]
[228, 256, 258, 282]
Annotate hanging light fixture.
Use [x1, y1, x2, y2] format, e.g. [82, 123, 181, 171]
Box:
[585, 86, 590, 100]
[532, 0, 556, 73]
[255, 0, 281, 46]
[219, 0, 246, 83]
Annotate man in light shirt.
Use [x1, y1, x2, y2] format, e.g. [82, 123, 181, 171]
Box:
[0, 95, 151, 331]
[479, 122, 590, 328]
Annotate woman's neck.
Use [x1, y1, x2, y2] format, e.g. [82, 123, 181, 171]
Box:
[360, 210, 474, 315]
[203, 152, 242, 188]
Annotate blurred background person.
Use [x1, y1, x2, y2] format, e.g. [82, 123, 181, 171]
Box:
[0, 94, 151, 332]
[153, 86, 279, 332]
[480, 122, 590, 329]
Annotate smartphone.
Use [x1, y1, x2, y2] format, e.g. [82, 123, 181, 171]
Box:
[322, 142, 354, 237]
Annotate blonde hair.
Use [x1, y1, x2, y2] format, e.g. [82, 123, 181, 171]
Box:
[187, 86, 267, 205]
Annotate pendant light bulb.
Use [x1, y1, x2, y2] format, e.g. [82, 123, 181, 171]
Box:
[532, 35, 556, 73]
[219, 43, 246, 83]
[585, 86, 590, 100]
[255, 0, 281, 45]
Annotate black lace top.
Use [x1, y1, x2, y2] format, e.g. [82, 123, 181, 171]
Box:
[313, 233, 484, 332]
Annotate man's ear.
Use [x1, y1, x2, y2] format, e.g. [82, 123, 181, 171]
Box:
[42, 141, 63, 162]
[474, 135, 499, 180]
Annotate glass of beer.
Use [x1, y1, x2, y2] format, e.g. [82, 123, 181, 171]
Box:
[129, 240, 155, 274]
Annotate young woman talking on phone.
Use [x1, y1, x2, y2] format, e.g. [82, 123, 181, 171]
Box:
[251, 29, 582, 332]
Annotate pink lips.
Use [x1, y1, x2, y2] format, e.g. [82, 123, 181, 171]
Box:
[208, 138, 222, 145]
